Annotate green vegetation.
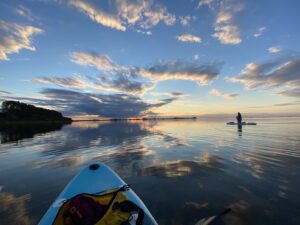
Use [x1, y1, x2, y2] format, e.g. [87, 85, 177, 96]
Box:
[0, 101, 72, 123]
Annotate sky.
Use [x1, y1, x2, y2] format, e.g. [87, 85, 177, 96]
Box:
[0, 0, 300, 118]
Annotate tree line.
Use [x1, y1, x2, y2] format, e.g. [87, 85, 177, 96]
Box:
[0, 101, 72, 123]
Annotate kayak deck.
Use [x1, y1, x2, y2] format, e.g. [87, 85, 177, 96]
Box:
[38, 163, 157, 225]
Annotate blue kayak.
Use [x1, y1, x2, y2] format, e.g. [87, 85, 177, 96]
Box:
[38, 163, 157, 225]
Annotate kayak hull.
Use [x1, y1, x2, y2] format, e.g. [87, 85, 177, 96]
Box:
[38, 163, 157, 225]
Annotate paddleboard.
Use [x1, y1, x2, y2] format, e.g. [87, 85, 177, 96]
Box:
[226, 122, 257, 125]
[38, 163, 157, 225]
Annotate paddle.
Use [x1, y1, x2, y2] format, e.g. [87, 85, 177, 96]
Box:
[195, 208, 231, 225]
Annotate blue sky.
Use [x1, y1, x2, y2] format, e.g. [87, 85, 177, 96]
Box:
[0, 0, 300, 118]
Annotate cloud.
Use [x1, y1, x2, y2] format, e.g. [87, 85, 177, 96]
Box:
[197, 0, 215, 9]
[15, 5, 38, 21]
[0, 20, 43, 60]
[210, 88, 239, 99]
[138, 59, 223, 85]
[69, 0, 175, 32]
[273, 101, 300, 106]
[69, 51, 222, 91]
[0, 189, 32, 225]
[38, 88, 178, 117]
[92, 75, 154, 95]
[2, 88, 178, 117]
[176, 34, 201, 43]
[32, 76, 89, 89]
[268, 46, 280, 54]
[141, 9, 176, 29]
[0, 90, 11, 95]
[229, 56, 300, 98]
[33, 74, 153, 95]
[212, 24, 241, 45]
[149, 91, 189, 98]
[70, 52, 126, 71]
[117, 0, 176, 29]
[179, 15, 195, 26]
[169, 92, 189, 97]
[253, 27, 266, 38]
[69, 0, 126, 31]
[205, 1, 244, 45]
[277, 88, 300, 98]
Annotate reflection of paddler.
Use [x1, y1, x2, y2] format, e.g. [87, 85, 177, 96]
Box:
[238, 124, 242, 136]
[236, 112, 242, 124]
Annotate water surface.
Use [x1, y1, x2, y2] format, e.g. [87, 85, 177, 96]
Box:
[0, 118, 300, 225]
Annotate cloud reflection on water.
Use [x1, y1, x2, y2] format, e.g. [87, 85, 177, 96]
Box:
[0, 187, 33, 225]
[1, 119, 300, 225]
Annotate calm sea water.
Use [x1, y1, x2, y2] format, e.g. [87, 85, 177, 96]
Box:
[0, 118, 300, 225]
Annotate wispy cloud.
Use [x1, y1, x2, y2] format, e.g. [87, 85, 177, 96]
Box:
[0, 20, 43, 60]
[176, 34, 201, 43]
[92, 75, 154, 95]
[229, 55, 300, 98]
[69, 0, 175, 32]
[210, 88, 239, 99]
[70, 52, 126, 71]
[33, 74, 153, 95]
[69, 51, 222, 91]
[137, 59, 223, 85]
[212, 3, 244, 45]
[69, 0, 126, 31]
[268, 46, 280, 54]
[198, 0, 243, 45]
[277, 88, 300, 98]
[197, 0, 215, 9]
[179, 15, 195, 26]
[0, 90, 12, 96]
[32, 76, 89, 89]
[149, 92, 189, 98]
[140, 4, 176, 29]
[15, 5, 39, 21]
[253, 27, 266, 38]
[212, 24, 241, 45]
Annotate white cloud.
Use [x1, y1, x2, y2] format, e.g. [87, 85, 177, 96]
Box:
[210, 88, 239, 99]
[212, 24, 241, 45]
[70, 52, 126, 71]
[69, 0, 175, 32]
[268, 46, 280, 54]
[141, 6, 176, 29]
[197, 0, 215, 9]
[253, 27, 266, 38]
[0, 20, 43, 61]
[176, 34, 201, 43]
[116, 0, 150, 25]
[211, 2, 244, 45]
[229, 56, 300, 98]
[179, 15, 195, 26]
[69, 0, 126, 31]
[116, 0, 176, 28]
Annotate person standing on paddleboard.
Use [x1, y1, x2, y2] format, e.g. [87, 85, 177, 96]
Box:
[236, 112, 242, 124]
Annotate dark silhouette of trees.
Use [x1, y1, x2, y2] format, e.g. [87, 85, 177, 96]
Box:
[0, 101, 72, 122]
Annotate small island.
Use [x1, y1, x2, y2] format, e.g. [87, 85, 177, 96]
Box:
[0, 101, 72, 124]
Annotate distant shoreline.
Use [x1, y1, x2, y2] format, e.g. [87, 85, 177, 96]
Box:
[72, 117, 197, 122]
